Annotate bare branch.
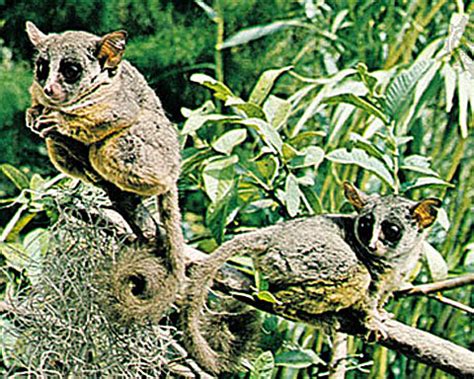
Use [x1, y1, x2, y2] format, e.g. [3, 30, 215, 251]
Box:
[428, 293, 474, 315]
[396, 274, 474, 296]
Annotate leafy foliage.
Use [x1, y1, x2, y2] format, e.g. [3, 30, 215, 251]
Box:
[0, 0, 473, 377]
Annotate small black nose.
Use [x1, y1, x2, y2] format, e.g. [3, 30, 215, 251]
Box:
[44, 86, 53, 96]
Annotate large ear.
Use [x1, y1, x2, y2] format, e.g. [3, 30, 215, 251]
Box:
[343, 182, 370, 211]
[96, 30, 127, 69]
[26, 21, 47, 47]
[411, 198, 442, 229]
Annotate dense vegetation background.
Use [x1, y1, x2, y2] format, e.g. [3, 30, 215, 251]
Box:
[0, 0, 472, 377]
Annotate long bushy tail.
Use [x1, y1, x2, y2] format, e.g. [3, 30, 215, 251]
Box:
[158, 186, 185, 288]
[182, 232, 266, 373]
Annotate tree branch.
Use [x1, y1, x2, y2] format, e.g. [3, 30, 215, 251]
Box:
[395, 274, 474, 297]
[183, 247, 474, 378]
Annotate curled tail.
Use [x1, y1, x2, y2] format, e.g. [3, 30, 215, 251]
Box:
[158, 186, 185, 289]
[182, 232, 267, 374]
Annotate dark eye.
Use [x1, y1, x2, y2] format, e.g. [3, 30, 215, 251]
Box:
[60, 61, 82, 83]
[357, 213, 374, 245]
[35, 58, 49, 82]
[382, 221, 402, 244]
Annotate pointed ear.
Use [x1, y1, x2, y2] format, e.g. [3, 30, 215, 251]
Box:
[96, 30, 127, 69]
[411, 198, 442, 229]
[343, 182, 370, 211]
[26, 21, 47, 47]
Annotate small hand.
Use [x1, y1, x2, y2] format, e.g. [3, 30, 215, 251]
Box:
[27, 108, 64, 138]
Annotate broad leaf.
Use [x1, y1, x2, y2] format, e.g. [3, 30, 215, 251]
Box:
[401, 155, 439, 177]
[327, 148, 395, 188]
[288, 146, 325, 169]
[0, 242, 28, 271]
[212, 129, 247, 155]
[225, 97, 266, 119]
[275, 349, 325, 368]
[190, 73, 235, 101]
[0, 164, 29, 190]
[202, 155, 238, 203]
[403, 177, 453, 191]
[250, 351, 274, 379]
[263, 95, 291, 129]
[285, 174, 301, 217]
[382, 60, 431, 122]
[249, 66, 293, 105]
[252, 154, 280, 185]
[423, 241, 448, 281]
[206, 188, 237, 244]
[300, 186, 322, 215]
[182, 114, 240, 135]
[237, 118, 283, 155]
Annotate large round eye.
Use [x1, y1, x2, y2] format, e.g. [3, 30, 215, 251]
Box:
[60, 61, 82, 83]
[357, 213, 374, 245]
[382, 221, 402, 244]
[35, 57, 49, 82]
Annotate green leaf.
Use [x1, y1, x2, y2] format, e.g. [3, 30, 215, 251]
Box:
[349, 133, 392, 169]
[403, 177, 453, 191]
[288, 146, 325, 169]
[423, 241, 448, 281]
[0, 242, 28, 271]
[23, 228, 49, 285]
[0, 164, 29, 190]
[436, 207, 450, 231]
[300, 186, 322, 215]
[382, 60, 431, 122]
[442, 63, 456, 112]
[190, 73, 235, 101]
[356, 62, 378, 95]
[327, 148, 395, 188]
[181, 100, 215, 118]
[181, 147, 215, 175]
[211, 129, 247, 155]
[275, 349, 325, 368]
[225, 97, 266, 119]
[252, 154, 280, 185]
[220, 21, 298, 50]
[202, 155, 238, 203]
[194, 0, 218, 21]
[256, 290, 280, 304]
[285, 174, 301, 217]
[401, 155, 439, 177]
[289, 131, 326, 149]
[249, 66, 293, 105]
[458, 70, 470, 139]
[206, 188, 236, 244]
[29, 173, 46, 191]
[0, 203, 36, 243]
[465, 243, 474, 271]
[250, 351, 274, 379]
[237, 118, 283, 155]
[182, 114, 240, 135]
[263, 95, 291, 129]
[323, 93, 388, 124]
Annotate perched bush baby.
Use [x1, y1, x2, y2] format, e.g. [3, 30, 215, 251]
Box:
[25, 22, 184, 294]
[182, 182, 441, 373]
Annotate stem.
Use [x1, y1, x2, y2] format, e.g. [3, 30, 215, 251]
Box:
[214, 0, 224, 84]
[329, 332, 348, 379]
